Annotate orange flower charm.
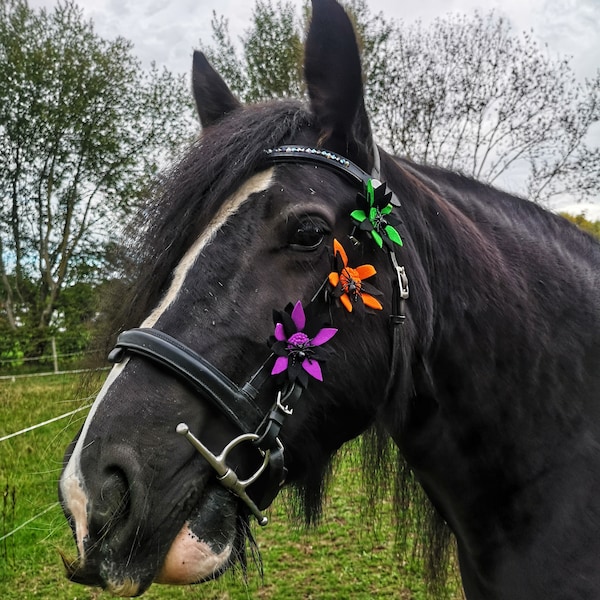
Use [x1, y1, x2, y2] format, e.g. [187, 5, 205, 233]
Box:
[328, 239, 383, 312]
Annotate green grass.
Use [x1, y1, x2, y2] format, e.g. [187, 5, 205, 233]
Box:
[0, 374, 462, 599]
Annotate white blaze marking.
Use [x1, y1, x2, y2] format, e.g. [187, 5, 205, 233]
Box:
[59, 169, 274, 561]
[142, 169, 274, 328]
[59, 359, 129, 562]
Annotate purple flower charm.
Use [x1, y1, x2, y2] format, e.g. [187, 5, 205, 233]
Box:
[269, 301, 337, 388]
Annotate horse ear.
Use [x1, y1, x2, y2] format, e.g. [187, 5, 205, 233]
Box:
[304, 0, 373, 170]
[192, 51, 241, 128]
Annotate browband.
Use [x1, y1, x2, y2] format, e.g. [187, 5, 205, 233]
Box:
[265, 145, 400, 206]
[265, 146, 370, 187]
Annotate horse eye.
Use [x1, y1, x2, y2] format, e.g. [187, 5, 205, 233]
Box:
[289, 219, 328, 251]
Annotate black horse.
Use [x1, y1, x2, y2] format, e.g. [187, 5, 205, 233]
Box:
[59, 0, 600, 597]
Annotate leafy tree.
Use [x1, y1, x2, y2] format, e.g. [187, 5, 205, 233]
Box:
[0, 0, 195, 349]
[203, 0, 304, 103]
[560, 213, 600, 239]
[201, 0, 600, 207]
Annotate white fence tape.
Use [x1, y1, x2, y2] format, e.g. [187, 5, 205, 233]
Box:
[0, 366, 110, 381]
[0, 403, 92, 443]
[0, 502, 60, 543]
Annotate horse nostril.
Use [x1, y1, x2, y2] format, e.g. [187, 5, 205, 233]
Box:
[92, 467, 131, 534]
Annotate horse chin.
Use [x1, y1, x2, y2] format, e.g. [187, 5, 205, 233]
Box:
[155, 484, 240, 586]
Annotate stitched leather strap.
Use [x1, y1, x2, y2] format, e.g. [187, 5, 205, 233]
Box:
[108, 328, 265, 434]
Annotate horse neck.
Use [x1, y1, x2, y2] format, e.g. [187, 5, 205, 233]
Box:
[391, 159, 562, 443]
[383, 156, 600, 592]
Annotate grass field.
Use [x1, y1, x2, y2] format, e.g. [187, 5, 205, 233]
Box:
[0, 373, 463, 599]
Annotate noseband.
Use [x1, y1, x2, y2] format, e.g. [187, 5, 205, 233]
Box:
[108, 145, 409, 525]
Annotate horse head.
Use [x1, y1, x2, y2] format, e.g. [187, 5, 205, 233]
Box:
[59, 0, 413, 594]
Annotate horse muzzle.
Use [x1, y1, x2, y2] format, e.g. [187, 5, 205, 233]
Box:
[60, 469, 239, 596]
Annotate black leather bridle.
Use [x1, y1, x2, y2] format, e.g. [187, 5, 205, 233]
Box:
[108, 145, 409, 525]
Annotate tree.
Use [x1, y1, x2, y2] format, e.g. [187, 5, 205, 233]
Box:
[203, 0, 304, 103]
[367, 12, 600, 204]
[560, 213, 600, 239]
[201, 0, 600, 207]
[0, 0, 195, 351]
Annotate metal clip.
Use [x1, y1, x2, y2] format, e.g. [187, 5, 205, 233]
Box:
[347, 225, 361, 246]
[389, 251, 409, 300]
[176, 423, 270, 526]
[276, 389, 294, 416]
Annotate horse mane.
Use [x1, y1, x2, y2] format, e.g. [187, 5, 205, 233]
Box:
[360, 150, 600, 595]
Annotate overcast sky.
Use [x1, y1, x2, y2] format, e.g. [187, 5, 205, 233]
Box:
[28, 0, 599, 80]
[26, 0, 600, 215]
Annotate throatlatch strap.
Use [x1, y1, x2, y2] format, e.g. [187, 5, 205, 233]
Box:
[385, 250, 409, 398]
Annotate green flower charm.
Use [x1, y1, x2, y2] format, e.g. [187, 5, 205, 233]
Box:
[350, 179, 403, 249]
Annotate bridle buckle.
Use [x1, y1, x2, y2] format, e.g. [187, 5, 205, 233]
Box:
[390, 250, 409, 300]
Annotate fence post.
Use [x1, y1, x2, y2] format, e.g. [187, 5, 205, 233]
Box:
[51, 337, 58, 374]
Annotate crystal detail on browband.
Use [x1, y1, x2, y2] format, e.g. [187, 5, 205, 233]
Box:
[265, 146, 351, 168]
